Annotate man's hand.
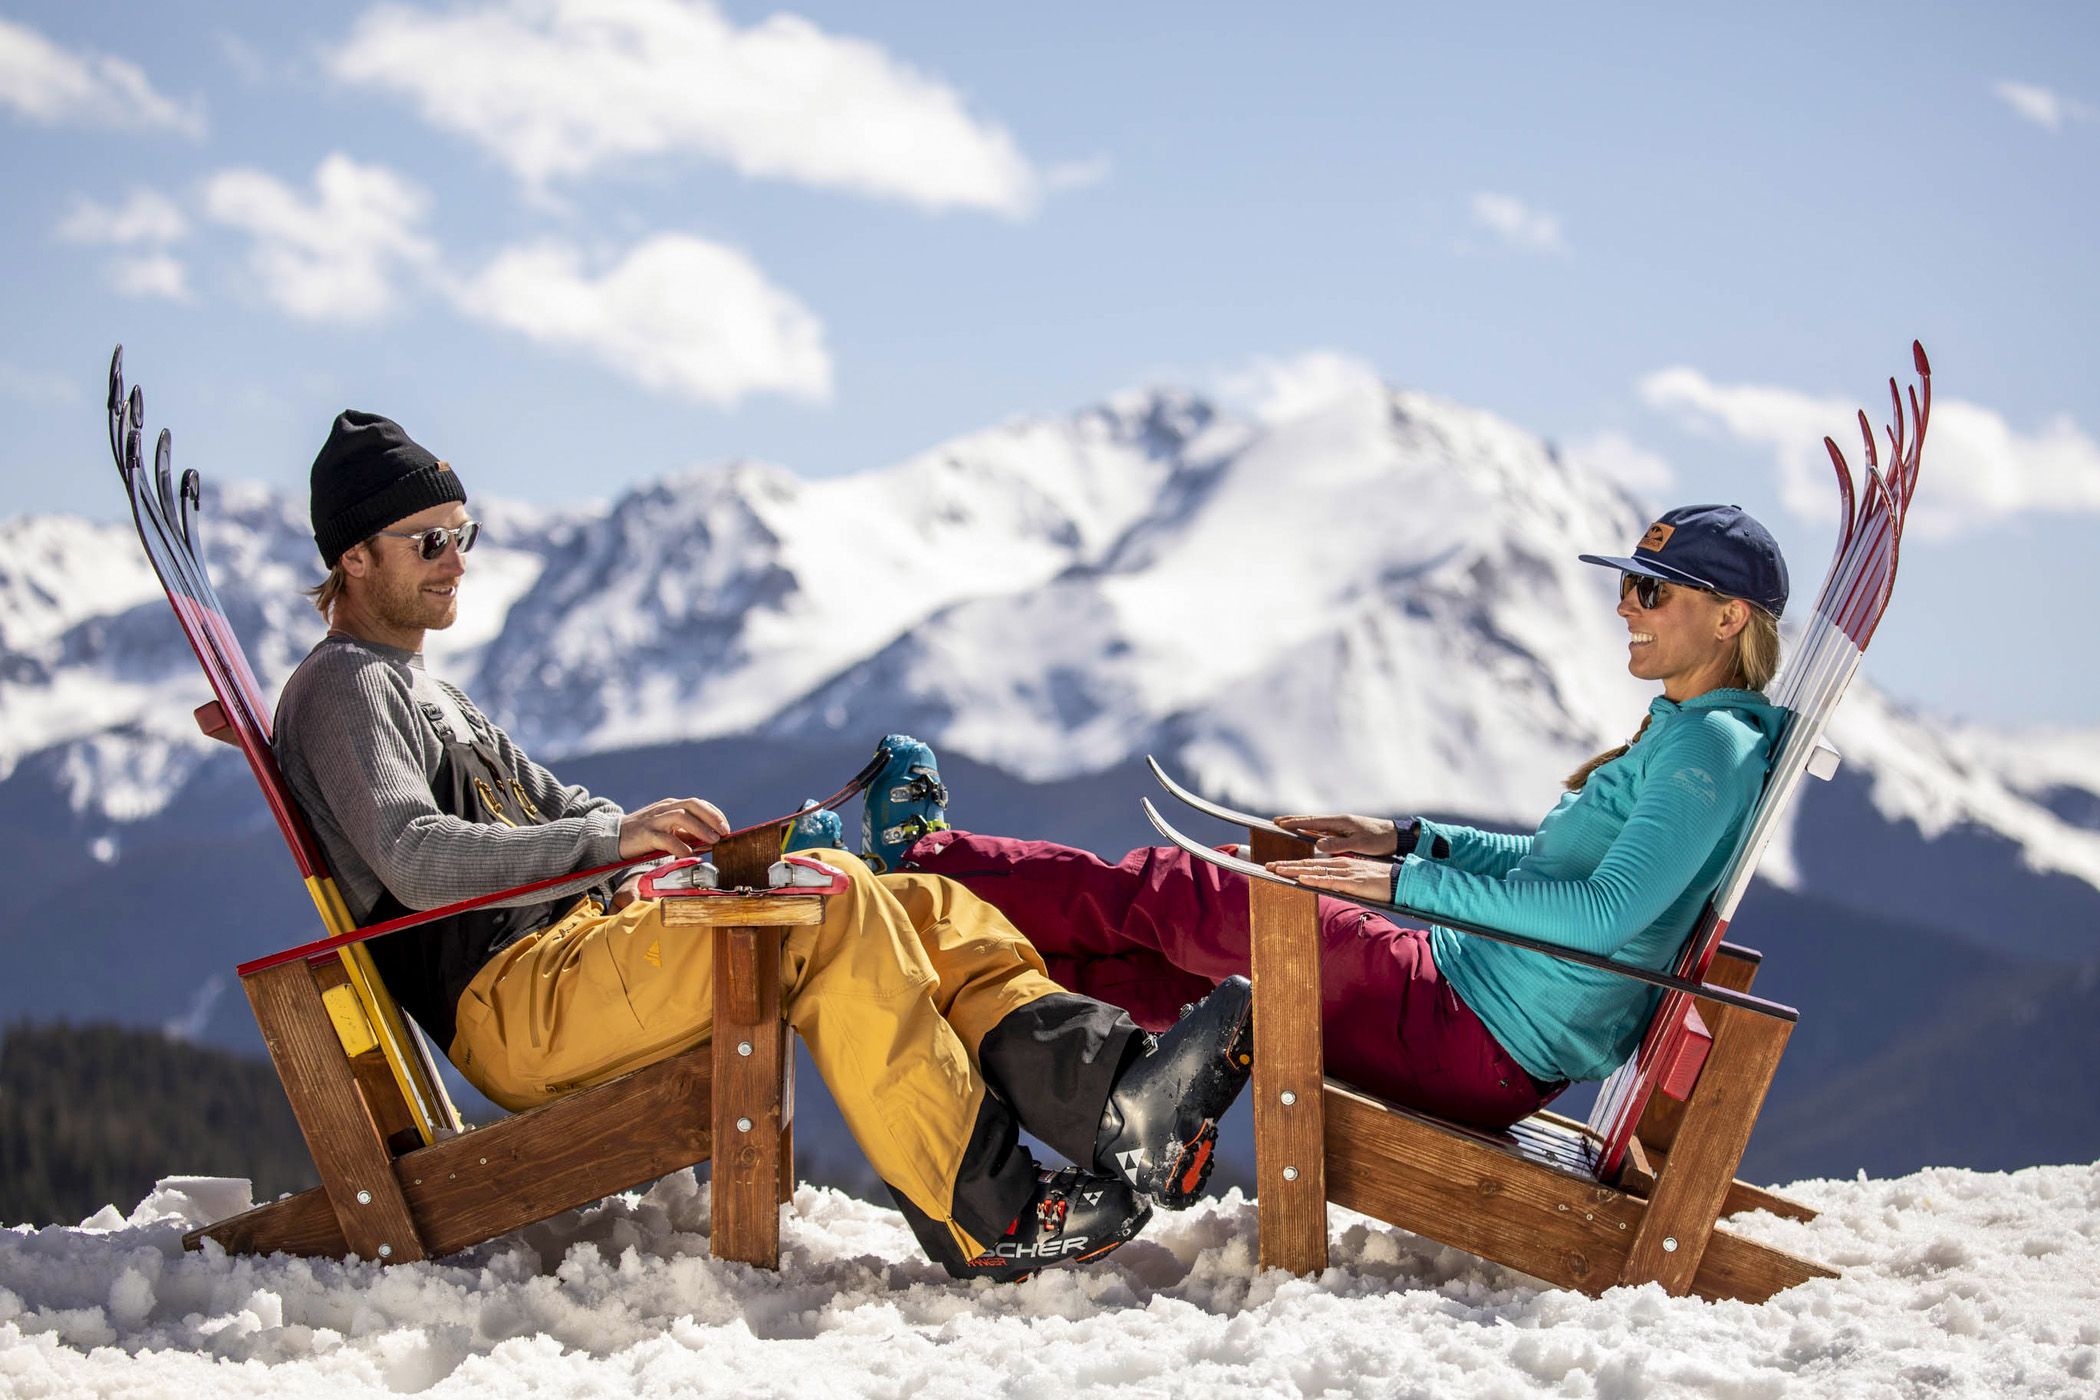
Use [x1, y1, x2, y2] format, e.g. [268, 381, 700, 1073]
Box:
[1272, 813, 1398, 857]
[619, 797, 730, 859]
[1266, 854, 1394, 902]
[609, 870, 646, 911]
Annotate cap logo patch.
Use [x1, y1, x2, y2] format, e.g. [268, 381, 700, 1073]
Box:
[1638, 521, 1676, 552]
[436, 460, 453, 473]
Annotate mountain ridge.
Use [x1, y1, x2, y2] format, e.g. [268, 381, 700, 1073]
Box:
[5, 367, 2097, 964]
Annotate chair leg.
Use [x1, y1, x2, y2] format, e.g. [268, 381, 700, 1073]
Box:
[1634, 943, 1759, 1155]
[244, 960, 427, 1264]
[1249, 827, 1329, 1275]
[311, 956, 423, 1155]
[710, 923, 790, 1269]
[1619, 999, 1792, 1293]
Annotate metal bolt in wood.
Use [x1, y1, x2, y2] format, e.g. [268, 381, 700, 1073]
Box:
[738, 1041, 753, 1057]
[1662, 1236, 1679, 1253]
[377, 1243, 393, 1258]
[1282, 1166, 1299, 1181]
[355, 1189, 372, 1205]
[1280, 1090, 1296, 1105]
[736, 1116, 753, 1133]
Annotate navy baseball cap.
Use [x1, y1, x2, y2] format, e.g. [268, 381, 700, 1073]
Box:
[1579, 504, 1789, 618]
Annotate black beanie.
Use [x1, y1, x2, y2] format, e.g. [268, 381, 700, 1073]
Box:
[309, 410, 468, 567]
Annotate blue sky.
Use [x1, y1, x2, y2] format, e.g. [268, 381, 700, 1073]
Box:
[3, 1, 2096, 726]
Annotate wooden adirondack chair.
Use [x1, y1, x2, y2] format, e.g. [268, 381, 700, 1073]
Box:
[1234, 345, 1934, 1302]
[105, 349, 817, 1269]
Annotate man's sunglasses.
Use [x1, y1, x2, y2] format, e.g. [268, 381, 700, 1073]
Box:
[1619, 571, 1710, 610]
[374, 520, 480, 560]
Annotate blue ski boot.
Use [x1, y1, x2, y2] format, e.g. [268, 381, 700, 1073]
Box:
[862, 733, 949, 872]
[782, 799, 844, 853]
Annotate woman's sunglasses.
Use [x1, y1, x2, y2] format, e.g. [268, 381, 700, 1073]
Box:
[1619, 571, 1710, 610]
[374, 520, 480, 560]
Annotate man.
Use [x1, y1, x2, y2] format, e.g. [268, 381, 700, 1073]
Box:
[274, 409, 1253, 1280]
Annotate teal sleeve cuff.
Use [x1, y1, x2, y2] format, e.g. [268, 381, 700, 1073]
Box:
[1393, 852, 1427, 906]
[1412, 819, 1454, 860]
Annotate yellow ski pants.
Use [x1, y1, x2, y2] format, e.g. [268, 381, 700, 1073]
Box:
[449, 849, 1064, 1254]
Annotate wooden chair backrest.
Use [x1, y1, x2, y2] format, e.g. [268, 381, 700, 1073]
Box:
[105, 349, 460, 1143]
[1585, 345, 1930, 1177]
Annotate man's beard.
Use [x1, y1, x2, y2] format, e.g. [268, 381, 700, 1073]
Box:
[372, 565, 457, 633]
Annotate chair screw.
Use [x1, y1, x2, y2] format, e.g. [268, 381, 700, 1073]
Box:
[738, 1041, 753, 1057]
[355, 1190, 372, 1205]
[1282, 1166, 1300, 1181]
[1662, 1236, 1679, 1253]
[736, 1117, 753, 1133]
[1280, 1090, 1296, 1105]
[377, 1243, 393, 1258]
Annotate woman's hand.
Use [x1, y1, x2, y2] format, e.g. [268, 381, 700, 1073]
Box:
[1273, 813, 1398, 857]
[619, 797, 730, 858]
[1266, 855, 1394, 902]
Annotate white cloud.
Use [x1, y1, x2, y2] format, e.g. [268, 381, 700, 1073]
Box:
[1639, 366, 2100, 539]
[56, 190, 188, 245]
[330, 0, 1048, 215]
[107, 253, 192, 302]
[1563, 431, 1676, 498]
[1470, 192, 1569, 256]
[451, 234, 832, 406]
[1218, 350, 1388, 425]
[1993, 80, 2095, 131]
[203, 155, 437, 323]
[0, 16, 203, 136]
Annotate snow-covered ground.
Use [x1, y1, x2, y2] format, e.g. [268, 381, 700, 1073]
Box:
[4, 1165, 2096, 1397]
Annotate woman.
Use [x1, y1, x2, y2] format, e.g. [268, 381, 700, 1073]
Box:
[892, 503, 1789, 1132]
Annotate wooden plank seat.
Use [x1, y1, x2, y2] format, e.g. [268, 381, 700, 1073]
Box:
[1236, 345, 1934, 1301]
[104, 349, 804, 1269]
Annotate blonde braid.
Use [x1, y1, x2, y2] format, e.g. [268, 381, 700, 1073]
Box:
[1565, 712, 1654, 792]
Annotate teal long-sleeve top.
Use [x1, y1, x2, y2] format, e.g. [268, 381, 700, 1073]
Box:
[1398, 688, 1786, 1084]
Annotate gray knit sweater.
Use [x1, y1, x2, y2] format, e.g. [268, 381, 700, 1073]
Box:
[273, 633, 623, 924]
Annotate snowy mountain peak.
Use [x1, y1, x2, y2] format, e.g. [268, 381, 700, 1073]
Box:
[4, 367, 2097, 926]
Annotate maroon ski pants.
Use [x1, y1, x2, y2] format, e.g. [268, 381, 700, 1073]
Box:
[906, 831, 1561, 1132]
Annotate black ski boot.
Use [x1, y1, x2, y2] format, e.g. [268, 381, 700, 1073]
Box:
[1094, 975, 1254, 1209]
[957, 1166, 1152, 1283]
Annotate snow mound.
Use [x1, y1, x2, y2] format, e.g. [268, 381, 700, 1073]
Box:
[3, 1164, 2095, 1396]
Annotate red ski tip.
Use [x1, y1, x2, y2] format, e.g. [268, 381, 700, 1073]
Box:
[1913, 340, 1930, 376]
